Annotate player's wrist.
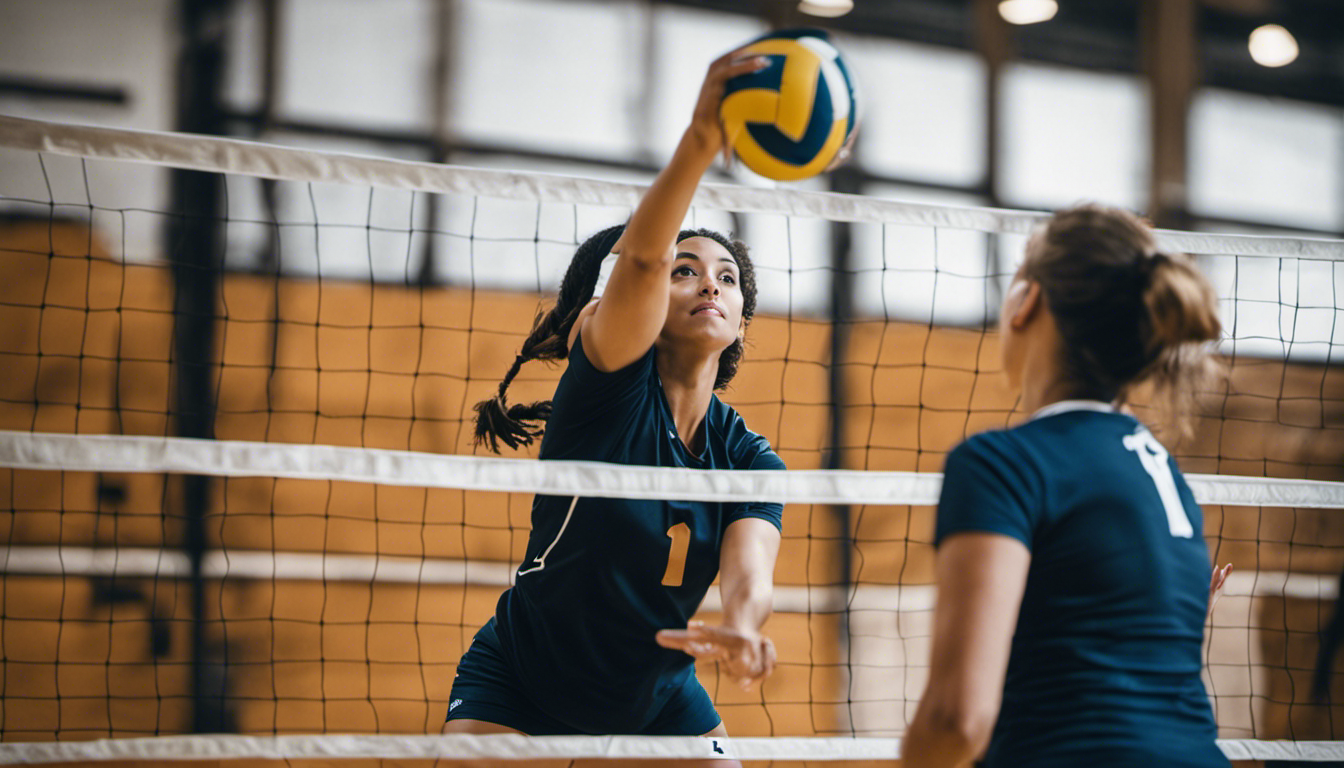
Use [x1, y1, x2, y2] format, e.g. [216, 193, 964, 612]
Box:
[679, 125, 722, 161]
[719, 620, 761, 642]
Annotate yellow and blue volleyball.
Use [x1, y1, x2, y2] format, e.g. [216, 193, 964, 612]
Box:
[720, 28, 859, 182]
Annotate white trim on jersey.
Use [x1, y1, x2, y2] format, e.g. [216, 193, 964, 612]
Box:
[1029, 399, 1116, 421]
[516, 496, 580, 576]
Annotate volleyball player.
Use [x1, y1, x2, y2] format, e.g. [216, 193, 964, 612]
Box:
[903, 205, 1231, 768]
[439, 49, 778, 767]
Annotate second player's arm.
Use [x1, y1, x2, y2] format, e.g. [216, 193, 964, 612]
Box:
[903, 532, 1030, 768]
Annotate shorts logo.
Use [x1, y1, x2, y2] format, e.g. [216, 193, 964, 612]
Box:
[449, 698, 463, 711]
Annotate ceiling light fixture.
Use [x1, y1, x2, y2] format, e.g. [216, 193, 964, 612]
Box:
[1248, 24, 1298, 67]
[798, 0, 854, 19]
[998, 0, 1058, 26]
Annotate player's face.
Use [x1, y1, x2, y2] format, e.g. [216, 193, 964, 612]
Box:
[660, 236, 745, 354]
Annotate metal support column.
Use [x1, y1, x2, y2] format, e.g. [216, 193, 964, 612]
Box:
[169, 0, 230, 734]
[1143, 0, 1197, 229]
[827, 163, 861, 718]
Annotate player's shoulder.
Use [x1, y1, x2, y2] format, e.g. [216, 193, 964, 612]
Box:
[949, 406, 1145, 489]
[710, 396, 785, 470]
[949, 423, 1033, 469]
[947, 410, 1113, 480]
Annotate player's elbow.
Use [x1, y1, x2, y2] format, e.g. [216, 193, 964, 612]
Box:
[909, 699, 997, 763]
[939, 704, 996, 752]
[617, 242, 675, 272]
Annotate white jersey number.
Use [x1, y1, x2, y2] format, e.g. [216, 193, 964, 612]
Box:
[1123, 429, 1194, 538]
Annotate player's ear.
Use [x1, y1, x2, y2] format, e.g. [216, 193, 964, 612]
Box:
[1006, 280, 1043, 330]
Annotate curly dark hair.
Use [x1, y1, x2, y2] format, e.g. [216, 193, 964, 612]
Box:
[472, 225, 757, 452]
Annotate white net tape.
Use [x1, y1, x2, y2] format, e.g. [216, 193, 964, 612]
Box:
[4, 429, 1344, 509]
[3, 114, 1343, 260]
[1, 733, 1344, 762]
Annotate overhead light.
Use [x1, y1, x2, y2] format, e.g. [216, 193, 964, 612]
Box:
[799, 0, 853, 18]
[1248, 24, 1298, 67]
[998, 0, 1058, 25]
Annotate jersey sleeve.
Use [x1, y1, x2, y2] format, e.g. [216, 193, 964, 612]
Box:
[935, 433, 1041, 550]
[543, 332, 655, 443]
[725, 435, 786, 532]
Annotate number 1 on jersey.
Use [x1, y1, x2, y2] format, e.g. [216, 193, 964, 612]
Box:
[662, 522, 690, 587]
[1123, 429, 1194, 538]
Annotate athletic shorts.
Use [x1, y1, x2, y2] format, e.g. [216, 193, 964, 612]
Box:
[445, 617, 722, 736]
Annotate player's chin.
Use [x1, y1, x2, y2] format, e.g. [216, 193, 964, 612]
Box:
[664, 323, 737, 351]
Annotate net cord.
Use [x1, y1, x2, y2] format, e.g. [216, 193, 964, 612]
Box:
[0, 734, 1340, 763]
[3, 429, 1343, 509]
[2, 114, 1343, 259]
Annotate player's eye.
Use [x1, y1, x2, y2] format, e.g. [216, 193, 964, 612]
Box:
[673, 265, 697, 277]
[720, 272, 737, 285]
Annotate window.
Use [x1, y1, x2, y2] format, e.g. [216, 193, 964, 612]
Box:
[1000, 62, 1148, 211]
[1190, 89, 1343, 232]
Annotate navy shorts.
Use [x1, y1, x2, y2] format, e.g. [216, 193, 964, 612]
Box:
[445, 618, 722, 736]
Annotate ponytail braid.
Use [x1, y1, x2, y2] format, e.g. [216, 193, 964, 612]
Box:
[472, 224, 758, 450]
[472, 224, 625, 452]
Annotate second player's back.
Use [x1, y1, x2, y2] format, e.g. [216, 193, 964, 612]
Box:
[945, 403, 1222, 767]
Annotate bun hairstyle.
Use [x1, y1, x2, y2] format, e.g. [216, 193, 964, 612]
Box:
[1024, 205, 1222, 428]
[473, 225, 757, 453]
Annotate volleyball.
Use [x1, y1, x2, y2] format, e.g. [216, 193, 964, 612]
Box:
[719, 28, 859, 181]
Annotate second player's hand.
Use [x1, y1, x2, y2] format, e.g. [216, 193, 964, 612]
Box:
[656, 621, 777, 689]
[1209, 562, 1233, 617]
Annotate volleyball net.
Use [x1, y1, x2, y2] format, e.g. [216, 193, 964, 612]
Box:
[1, 113, 1343, 764]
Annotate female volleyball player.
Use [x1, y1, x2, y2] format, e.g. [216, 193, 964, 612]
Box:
[440, 48, 779, 765]
[903, 206, 1230, 768]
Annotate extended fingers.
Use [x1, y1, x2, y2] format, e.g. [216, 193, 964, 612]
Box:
[656, 628, 729, 659]
[760, 636, 777, 680]
[706, 50, 770, 87]
[735, 636, 776, 689]
[660, 625, 776, 688]
[724, 55, 770, 78]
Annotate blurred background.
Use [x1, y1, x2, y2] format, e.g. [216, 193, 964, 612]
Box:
[1, 0, 1339, 236]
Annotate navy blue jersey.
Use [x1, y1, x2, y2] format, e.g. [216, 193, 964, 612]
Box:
[935, 402, 1227, 768]
[491, 333, 785, 733]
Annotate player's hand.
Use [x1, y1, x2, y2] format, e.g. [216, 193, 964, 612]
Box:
[687, 49, 770, 159]
[1209, 562, 1232, 616]
[656, 621, 776, 689]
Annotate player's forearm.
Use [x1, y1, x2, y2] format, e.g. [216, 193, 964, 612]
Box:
[720, 574, 773, 634]
[903, 688, 996, 768]
[903, 701, 994, 768]
[619, 130, 717, 268]
[901, 722, 980, 768]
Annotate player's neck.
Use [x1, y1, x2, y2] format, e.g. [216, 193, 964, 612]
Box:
[1017, 334, 1073, 416]
[1020, 381, 1090, 417]
[655, 348, 717, 452]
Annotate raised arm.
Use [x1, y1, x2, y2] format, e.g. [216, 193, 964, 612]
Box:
[573, 50, 766, 371]
[656, 517, 781, 688]
[903, 533, 1030, 768]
